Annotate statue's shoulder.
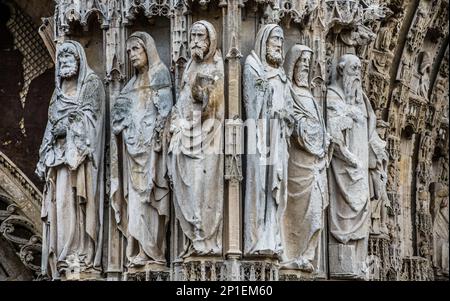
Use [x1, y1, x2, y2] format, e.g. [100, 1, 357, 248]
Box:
[244, 51, 259, 68]
[151, 62, 171, 88]
[244, 51, 262, 76]
[84, 72, 103, 89]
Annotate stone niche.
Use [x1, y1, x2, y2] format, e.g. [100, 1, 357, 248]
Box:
[1, 0, 448, 281]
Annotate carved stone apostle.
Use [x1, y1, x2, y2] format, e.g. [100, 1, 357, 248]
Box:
[281, 44, 329, 272]
[243, 24, 293, 257]
[168, 21, 224, 257]
[327, 54, 387, 279]
[111, 32, 172, 267]
[36, 41, 105, 279]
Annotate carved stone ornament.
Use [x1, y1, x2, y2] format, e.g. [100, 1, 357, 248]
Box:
[0, 0, 445, 282]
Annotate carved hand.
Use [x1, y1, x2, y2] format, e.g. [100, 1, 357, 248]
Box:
[192, 85, 209, 109]
[35, 162, 46, 181]
[347, 106, 362, 122]
[52, 119, 67, 138]
[111, 99, 131, 134]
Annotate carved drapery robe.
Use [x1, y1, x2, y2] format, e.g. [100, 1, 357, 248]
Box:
[36, 41, 105, 278]
[168, 21, 224, 257]
[281, 45, 329, 270]
[111, 32, 172, 264]
[327, 80, 384, 278]
[243, 24, 293, 256]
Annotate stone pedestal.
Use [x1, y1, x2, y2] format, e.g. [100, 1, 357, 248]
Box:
[329, 243, 367, 280]
[123, 263, 170, 281]
[240, 258, 279, 281]
[63, 268, 103, 281]
[279, 269, 327, 281]
[180, 256, 226, 281]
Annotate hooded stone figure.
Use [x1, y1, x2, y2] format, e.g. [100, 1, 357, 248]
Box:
[168, 21, 225, 257]
[327, 54, 387, 279]
[110, 32, 173, 267]
[36, 40, 105, 279]
[243, 24, 293, 256]
[281, 44, 329, 272]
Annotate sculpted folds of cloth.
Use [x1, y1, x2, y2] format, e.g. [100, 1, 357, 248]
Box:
[243, 24, 293, 257]
[111, 32, 173, 267]
[36, 41, 105, 279]
[326, 54, 387, 279]
[281, 44, 329, 272]
[431, 183, 449, 277]
[168, 21, 224, 257]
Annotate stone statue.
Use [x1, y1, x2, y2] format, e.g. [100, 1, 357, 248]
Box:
[327, 54, 387, 279]
[419, 52, 431, 98]
[281, 44, 329, 272]
[369, 120, 391, 236]
[36, 41, 105, 279]
[243, 24, 293, 257]
[431, 183, 449, 278]
[110, 32, 172, 267]
[168, 21, 224, 257]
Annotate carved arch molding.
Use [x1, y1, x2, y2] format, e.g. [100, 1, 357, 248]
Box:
[1, 0, 448, 280]
[0, 151, 42, 280]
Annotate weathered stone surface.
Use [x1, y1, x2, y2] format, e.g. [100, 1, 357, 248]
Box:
[0, 0, 447, 281]
[36, 40, 105, 280]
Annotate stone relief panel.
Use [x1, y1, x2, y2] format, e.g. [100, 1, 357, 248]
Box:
[21, 0, 449, 281]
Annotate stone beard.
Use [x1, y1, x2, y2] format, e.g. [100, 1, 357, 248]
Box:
[167, 21, 224, 258]
[36, 41, 105, 279]
[191, 23, 210, 62]
[266, 27, 284, 67]
[326, 54, 386, 280]
[281, 44, 329, 273]
[293, 54, 310, 88]
[58, 46, 79, 79]
[243, 24, 293, 257]
[110, 32, 173, 267]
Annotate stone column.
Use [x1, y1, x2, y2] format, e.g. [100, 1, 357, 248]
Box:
[221, 0, 244, 281]
[105, 15, 127, 280]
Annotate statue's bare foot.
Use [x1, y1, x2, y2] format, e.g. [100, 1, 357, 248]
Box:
[297, 258, 314, 273]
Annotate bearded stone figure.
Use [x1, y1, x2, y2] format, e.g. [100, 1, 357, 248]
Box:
[281, 44, 329, 273]
[110, 32, 172, 267]
[36, 41, 105, 279]
[168, 21, 224, 257]
[327, 54, 387, 279]
[243, 24, 293, 257]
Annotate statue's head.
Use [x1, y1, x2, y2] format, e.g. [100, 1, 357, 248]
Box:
[58, 42, 80, 79]
[336, 54, 363, 103]
[126, 36, 148, 72]
[293, 49, 313, 88]
[190, 22, 210, 62]
[266, 26, 284, 68]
